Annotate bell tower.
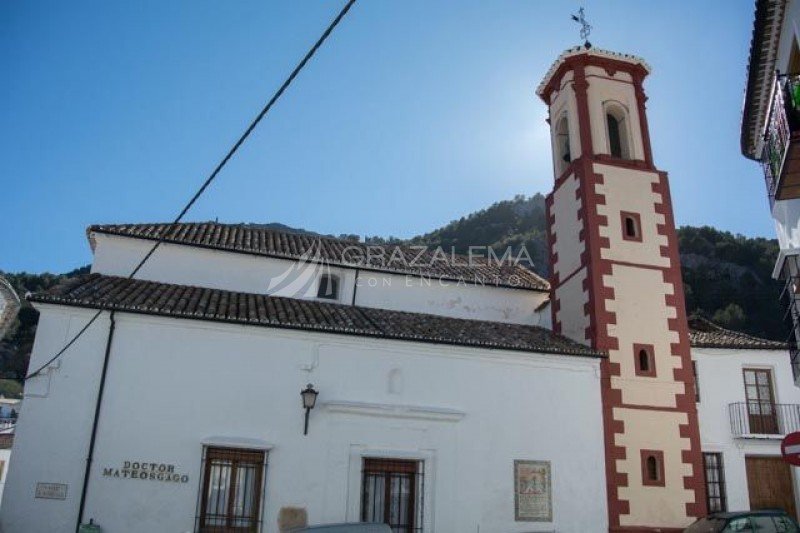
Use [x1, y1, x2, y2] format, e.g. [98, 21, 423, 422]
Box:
[538, 47, 706, 531]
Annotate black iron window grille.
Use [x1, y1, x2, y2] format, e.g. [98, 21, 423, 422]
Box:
[361, 458, 424, 533]
[195, 447, 267, 533]
[703, 452, 727, 513]
[778, 254, 800, 382]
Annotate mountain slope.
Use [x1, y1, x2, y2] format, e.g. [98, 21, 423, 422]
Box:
[0, 195, 786, 381]
[401, 195, 785, 340]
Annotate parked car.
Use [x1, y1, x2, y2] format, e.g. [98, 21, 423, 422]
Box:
[684, 510, 800, 532]
[289, 524, 392, 533]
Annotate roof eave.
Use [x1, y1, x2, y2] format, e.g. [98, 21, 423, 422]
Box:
[740, 0, 787, 160]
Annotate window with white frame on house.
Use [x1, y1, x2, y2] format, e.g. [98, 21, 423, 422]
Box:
[196, 447, 267, 532]
[702, 452, 727, 513]
[361, 458, 424, 533]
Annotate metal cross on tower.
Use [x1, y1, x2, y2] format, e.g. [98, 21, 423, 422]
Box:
[571, 7, 592, 49]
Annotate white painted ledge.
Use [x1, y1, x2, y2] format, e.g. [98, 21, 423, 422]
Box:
[735, 433, 785, 440]
[322, 400, 465, 422]
[201, 436, 274, 450]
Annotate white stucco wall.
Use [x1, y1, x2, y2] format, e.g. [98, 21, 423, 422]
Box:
[354, 271, 549, 327]
[771, 198, 800, 252]
[90, 234, 549, 326]
[0, 447, 10, 508]
[694, 346, 800, 517]
[2, 305, 606, 533]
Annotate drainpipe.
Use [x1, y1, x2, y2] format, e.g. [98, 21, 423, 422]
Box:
[351, 269, 360, 306]
[76, 311, 116, 532]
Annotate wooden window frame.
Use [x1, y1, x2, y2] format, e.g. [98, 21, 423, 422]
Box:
[702, 452, 727, 513]
[742, 368, 779, 435]
[633, 343, 656, 378]
[620, 211, 643, 242]
[361, 458, 423, 533]
[197, 447, 267, 533]
[640, 450, 665, 487]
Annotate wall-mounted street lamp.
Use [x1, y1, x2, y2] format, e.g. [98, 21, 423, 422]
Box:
[301, 384, 319, 436]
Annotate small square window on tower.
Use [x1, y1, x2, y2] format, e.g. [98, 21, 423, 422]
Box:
[640, 450, 665, 487]
[633, 343, 656, 377]
[620, 211, 642, 242]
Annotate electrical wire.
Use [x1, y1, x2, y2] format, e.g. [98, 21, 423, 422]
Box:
[24, 0, 358, 381]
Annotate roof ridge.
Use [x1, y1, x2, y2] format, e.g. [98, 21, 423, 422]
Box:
[89, 222, 524, 259]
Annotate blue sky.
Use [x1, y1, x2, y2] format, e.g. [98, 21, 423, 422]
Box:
[1, 0, 764, 273]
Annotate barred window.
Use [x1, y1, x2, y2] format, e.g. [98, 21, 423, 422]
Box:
[361, 458, 424, 533]
[197, 447, 266, 532]
[703, 452, 727, 513]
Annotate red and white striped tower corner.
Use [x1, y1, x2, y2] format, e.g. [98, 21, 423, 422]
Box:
[538, 47, 706, 531]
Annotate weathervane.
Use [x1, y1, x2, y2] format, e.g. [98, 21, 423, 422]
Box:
[571, 7, 592, 49]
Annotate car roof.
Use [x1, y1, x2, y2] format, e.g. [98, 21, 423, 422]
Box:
[711, 509, 790, 519]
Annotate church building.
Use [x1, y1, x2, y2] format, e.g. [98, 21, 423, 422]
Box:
[2, 46, 799, 533]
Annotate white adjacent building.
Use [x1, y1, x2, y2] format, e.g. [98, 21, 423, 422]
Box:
[741, 0, 800, 384]
[690, 316, 800, 518]
[1, 44, 799, 533]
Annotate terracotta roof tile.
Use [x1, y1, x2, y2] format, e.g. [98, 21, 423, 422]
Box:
[88, 223, 549, 292]
[30, 274, 602, 359]
[688, 316, 787, 350]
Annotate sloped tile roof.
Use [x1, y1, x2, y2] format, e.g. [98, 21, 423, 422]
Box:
[741, 0, 787, 159]
[688, 316, 787, 350]
[29, 274, 602, 358]
[88, 223, 550, 292]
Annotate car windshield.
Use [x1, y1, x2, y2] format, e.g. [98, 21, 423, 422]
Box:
[685, 517, 727, 532]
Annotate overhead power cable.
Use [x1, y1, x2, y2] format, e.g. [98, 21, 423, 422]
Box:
[24, 0, 357, 380]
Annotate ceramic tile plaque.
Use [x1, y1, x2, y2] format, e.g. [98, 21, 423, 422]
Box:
[514, 460, 552, 521]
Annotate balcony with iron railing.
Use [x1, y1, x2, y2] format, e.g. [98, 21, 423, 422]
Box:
[729, 401, 800, 437]
[761, 73, 800, 203]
